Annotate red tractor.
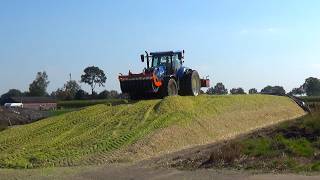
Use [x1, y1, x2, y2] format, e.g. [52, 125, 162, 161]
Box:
[119, 50, 210, 99]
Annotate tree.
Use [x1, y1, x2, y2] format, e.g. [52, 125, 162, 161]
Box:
[80, 66, 107, 95]
[98, 90, 110, 99]
[207, 82, 228, 95]
[64, 80, 81, 100]
[29, 71, 50, 96]
[303, 77, 320, 96]
[261, 85, 286, 95]
[261, 86, 273, 94]
[52, 80, 81, 100]
[0, 89, 22, 105]
[206, 87, 214, 94]
[51, 88, 64, 99]
[75, 89, 89, 100]
[289, 86, 305, 96]
[230, 88, 246, 95]
[248, 88, 258, 94]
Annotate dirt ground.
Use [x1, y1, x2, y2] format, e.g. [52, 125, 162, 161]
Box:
[0, 107, 48, 126]
[0, 163, 320, 180]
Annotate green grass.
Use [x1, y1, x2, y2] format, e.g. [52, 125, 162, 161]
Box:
[243, 135, 314, 158]
[243, 138, 274, 157]
[57, 99, 129, 109]
[301, 96, 320, 103]
[216, 113, 320, 172]
[0, 95, 304, 169]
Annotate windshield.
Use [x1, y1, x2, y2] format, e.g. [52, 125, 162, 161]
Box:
[152, 56, 171, 67]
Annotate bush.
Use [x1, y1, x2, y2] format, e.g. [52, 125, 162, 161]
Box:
[301, 96, 320, 102]
[208, 142, 243, 165]
[249, 88, 258, 94]
[207, 82, 228, 95]
[230, 88, 246, 95]
[0, 89, 22, 105]
[98, 90, 110, 99]
[261, 86, 286, 95]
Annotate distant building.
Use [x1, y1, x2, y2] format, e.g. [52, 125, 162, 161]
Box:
[4, 103, 23, 108]
[5, 97, 57, 110]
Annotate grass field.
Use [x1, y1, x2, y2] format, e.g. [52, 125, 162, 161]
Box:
[57, 99, 128, 109]
[0, 95, 305, 169]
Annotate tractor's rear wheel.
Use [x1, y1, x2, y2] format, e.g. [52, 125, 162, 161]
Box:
[160, 78, 178, 98]
[179, 70, 201, 96]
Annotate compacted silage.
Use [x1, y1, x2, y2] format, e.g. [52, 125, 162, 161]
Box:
[0, 95, 305, 168]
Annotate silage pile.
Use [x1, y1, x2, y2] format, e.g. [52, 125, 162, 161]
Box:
[113, 95, 306, 161]
[0, 95, 305, 168]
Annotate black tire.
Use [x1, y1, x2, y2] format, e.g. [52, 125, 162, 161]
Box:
[179, 70, 200, 96]
[160, 78, 178, 98]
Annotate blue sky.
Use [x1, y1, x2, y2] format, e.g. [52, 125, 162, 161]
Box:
[1, 0, 320, 94]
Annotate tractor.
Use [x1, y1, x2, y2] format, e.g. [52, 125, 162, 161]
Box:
[119, 50, 210, 99]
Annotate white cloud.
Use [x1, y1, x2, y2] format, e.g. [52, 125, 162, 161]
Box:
[239, 27, 279, 34]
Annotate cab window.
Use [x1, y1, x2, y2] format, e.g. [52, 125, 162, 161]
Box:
[172, 54, 181, 71]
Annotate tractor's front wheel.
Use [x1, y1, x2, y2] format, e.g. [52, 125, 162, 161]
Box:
[160, 78, 178, 98]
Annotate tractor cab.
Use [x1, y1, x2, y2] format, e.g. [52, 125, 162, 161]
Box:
[141, 51, 184, 75]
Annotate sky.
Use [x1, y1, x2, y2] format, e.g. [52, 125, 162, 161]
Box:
[1, 0, 320, 95]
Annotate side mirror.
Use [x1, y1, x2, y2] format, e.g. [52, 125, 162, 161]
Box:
[140, 54, 144, 62]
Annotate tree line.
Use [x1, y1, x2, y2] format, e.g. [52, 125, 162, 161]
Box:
[206, 77, 320, 96]
[1, 66, 320, 105]
[0, 66, 122, 105]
